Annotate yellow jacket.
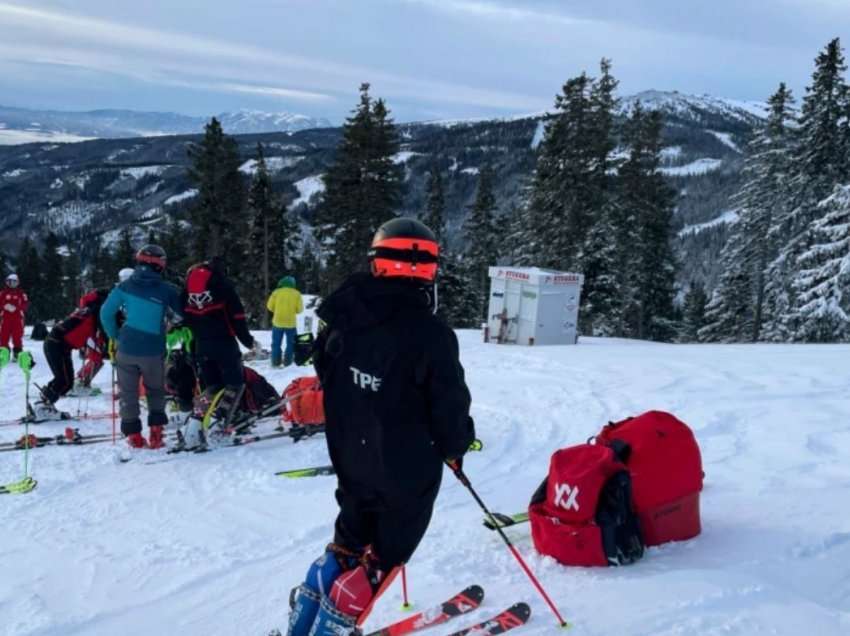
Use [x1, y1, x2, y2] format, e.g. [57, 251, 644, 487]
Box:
[267, 287, 303, 329]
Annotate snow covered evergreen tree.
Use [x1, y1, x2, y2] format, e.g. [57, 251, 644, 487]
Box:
[763, 40, 849, 340]
[681, 280, 708, 342]
[526, 72, 596, 271]
[618, 105, 678, 340]
[315, 84, 403, 293]
[792, 185, 850, 341]
[702, 84, 796, 342]
[436, 253, 481, 328]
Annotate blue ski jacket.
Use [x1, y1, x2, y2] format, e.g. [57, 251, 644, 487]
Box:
[100, 266, 183, 357]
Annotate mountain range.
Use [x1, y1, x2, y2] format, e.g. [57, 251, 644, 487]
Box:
[0, 105, 333, 145]
[0, 90, 767, 292]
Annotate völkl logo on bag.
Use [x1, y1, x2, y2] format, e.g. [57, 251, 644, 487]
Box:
[553, 482, 579, 512]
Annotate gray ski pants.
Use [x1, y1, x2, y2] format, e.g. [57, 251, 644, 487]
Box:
[116, 351, 167, 435]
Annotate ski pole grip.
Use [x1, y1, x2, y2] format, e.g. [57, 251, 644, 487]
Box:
[468, 439, 484, 452]
[445, 460, 470, 487]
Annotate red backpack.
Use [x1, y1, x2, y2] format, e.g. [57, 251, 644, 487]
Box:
[595, 411, 703, 546]
[281, 376, 325, 426]
[529, 444, 644, 567]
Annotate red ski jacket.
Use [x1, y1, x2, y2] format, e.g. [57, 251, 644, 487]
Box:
[0, 287, 28, 319]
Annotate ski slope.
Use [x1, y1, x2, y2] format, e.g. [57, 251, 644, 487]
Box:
[2, 332, 849, 636]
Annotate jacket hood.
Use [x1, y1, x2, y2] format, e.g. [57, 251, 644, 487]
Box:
[131, 266, 164, 286]
[317, 272, 430, 331]
[278, 276, 296, 289]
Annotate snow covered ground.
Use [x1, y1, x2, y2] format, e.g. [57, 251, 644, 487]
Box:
[2, 333, 850, 636]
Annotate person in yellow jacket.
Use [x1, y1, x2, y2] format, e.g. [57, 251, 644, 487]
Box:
[267, 276, 303, 367]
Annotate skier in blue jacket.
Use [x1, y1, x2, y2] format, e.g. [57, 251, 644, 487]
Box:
[100, 245, 183, 449]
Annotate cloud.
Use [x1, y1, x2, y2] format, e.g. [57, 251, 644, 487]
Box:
[0, 1, 546, 113]
[402, 0, 588, 27]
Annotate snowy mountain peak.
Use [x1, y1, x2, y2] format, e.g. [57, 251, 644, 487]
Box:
[620, 90, 769, 123]
[215, 110, 332, 134]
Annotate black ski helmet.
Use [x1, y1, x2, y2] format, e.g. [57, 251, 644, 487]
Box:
[135, 244, 167, 273]
[368, 218, 439, 282]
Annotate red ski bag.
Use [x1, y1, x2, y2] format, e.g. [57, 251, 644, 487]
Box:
[281, 376, 325, 426]
[595, 410, 703, 546]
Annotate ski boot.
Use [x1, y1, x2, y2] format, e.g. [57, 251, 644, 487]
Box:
[126, 433, 148, 449]
[148, 425, 165, 450]
[172, 417, 206, 453]
[286, 546, 361, 636]
[25, 399, 67, 423]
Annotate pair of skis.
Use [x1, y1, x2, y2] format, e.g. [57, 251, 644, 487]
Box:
[366, 585, 529, 636]
[269, 586, 530, 636]
[0, 427, 118, 452]
[274, 441, 485, 480]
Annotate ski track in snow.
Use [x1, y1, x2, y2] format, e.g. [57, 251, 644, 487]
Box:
[2, 333, 850, 635]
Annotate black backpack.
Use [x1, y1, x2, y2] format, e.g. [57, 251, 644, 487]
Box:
[294, 332, 315, 366]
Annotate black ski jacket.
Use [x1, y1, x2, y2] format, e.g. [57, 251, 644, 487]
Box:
[181, 273, 254, 352]
[314, 273, 475, 507]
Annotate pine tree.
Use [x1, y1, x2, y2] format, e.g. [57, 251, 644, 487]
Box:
[423, 167, 446, 244]
[792, 185, 850, 341]
[63, 248, 82, 312]
[765, 39, 849, 340]
[701, 84, 795, 342]
[89, 243, 117, 289]
[42, 232, 65, 312]
[618, 105, 678, 340]
[187, 118, 248, 271]
[160, 215, 191, 282]
[526, 72, 596, 271]
[681, 281, 708, 342]
[16, 238, 45, 321]
[246, 143, 280, 326]
[436, 252, 481, 328]
[114, 227, 136, 270]
[464, 163, 500, 318]
[314, 84, 403, 292]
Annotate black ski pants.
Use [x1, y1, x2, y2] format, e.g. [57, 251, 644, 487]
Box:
[333, 487, 437, 571]
[196, 340, 244, 391]
[42, 337, 74, 404]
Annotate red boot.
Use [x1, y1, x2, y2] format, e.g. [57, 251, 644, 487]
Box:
[148, 425, 165, 449]
[127, 432, 147, 449]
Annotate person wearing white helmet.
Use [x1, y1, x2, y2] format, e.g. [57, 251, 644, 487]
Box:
[0, 273, 28, 360]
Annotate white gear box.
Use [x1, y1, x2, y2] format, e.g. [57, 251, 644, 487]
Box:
[485, 267, 584, 345]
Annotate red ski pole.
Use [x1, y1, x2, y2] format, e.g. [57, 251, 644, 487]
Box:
[447, 461, 569, 629]
[401, 564, 412, 610]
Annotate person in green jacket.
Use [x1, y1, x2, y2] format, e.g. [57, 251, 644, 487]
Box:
[267, 276, 303, 367]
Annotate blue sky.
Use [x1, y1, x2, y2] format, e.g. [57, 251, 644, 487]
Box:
[0, 0, 847, 123]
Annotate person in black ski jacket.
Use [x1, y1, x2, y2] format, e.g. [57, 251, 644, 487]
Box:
[181, 257, 261, 430]
[285, 218, 475, 636]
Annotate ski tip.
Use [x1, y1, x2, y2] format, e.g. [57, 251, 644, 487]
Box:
[464, 584, 485, 603]
[509, 602, 532, 622]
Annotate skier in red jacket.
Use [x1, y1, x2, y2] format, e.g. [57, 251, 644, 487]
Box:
[30, 289, 109, 422]
[0, 274, 28, 359]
